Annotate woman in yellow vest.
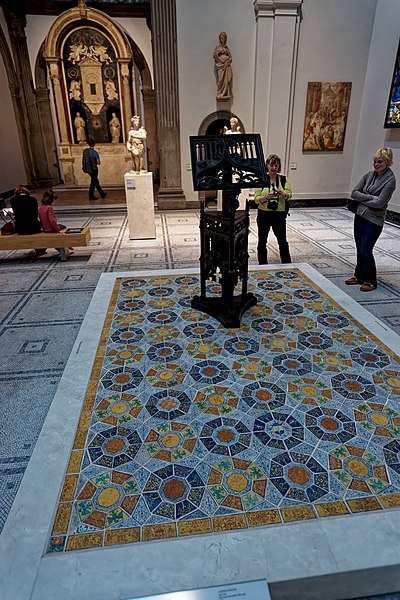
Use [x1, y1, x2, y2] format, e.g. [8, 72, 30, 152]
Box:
[254, 153, 292, 265]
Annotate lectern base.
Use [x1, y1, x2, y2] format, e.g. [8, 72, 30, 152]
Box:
[191, 292, 257, 328]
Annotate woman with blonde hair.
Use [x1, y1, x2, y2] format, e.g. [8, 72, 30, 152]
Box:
[346, 147, 396, 292]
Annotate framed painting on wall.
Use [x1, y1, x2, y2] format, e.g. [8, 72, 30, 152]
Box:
[384, 39, 400, 128]
[302, 82, 352, 151]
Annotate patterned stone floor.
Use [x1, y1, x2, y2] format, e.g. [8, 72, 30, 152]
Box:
[47, 266, 400, 553]
[2, 207, 400, 599]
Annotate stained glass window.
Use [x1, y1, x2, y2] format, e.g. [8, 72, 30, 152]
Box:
[384, 39, 400, 128]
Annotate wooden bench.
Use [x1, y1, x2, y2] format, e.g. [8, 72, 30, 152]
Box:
[0, 227, 91, 261]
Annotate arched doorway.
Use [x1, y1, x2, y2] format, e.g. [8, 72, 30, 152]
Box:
[198, 111, 245, 205]
[42, 4, 155, 187]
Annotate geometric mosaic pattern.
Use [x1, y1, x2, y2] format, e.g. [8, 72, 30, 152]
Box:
[47, 269, 400, 553]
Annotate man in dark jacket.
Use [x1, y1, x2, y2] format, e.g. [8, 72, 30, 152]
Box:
[82, 138, 107, 201]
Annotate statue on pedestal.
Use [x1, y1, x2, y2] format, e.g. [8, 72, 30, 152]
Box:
[213, 32, 233, 101]
[127, 115, 147, 173]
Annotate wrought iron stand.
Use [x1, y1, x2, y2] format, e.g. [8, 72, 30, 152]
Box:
[189, 134, 267, 328]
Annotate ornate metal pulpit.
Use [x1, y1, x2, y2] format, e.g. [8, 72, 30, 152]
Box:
[189, 134, 267, 327]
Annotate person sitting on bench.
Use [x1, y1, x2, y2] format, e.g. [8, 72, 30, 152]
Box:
[10, 185, 46, 257]
[39, 189, 74, 254]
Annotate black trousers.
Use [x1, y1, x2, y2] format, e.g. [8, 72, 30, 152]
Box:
[257, 209, 291, 264]
[89, 170, 105, 199]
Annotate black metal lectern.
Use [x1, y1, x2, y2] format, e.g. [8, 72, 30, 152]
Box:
[189, 134, 267, 328]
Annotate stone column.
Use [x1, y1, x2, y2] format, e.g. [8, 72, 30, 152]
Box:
[150, 0, 186, 209]
[120, 61, 132, 143]
[48, 62, 69, 144]
[35, 86, 61, 184]
[3, 6, 51, 184]
[253, 0, 302, 170]
[142, 88, 158, 177]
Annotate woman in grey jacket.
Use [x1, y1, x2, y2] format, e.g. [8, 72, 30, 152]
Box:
[345, 147, 396, 291]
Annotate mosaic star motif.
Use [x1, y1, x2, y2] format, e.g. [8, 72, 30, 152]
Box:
[199, 417, 252, 456]
[47, 270, 400, 554]
[270, 451, 329, 503]
[354, 402, 400, 438]
[207, 457, 268, 511]
[329, 445, 390, 494]
[253, 411, 304, 450]
[76, 471, 140, 529]
[94, 393, 142, 425]
[288, 376, 332, 407]
[305, 407, 356, 444]
[143, 464, 205, 520]
[242, 380, 286, 411]
[194, 385, 239, 415]
[144, 422, 197, 462]
[87, 425, 142, 468]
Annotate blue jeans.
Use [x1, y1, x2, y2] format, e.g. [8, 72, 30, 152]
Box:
[354, 215, 382, 287]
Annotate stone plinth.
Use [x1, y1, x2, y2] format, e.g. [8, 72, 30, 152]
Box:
[124, 172, 156, 240]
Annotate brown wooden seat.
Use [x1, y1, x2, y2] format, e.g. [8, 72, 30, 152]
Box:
[0, 227, 91, 261]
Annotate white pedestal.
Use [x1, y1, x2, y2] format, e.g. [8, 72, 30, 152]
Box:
[124, 172, 156, 239]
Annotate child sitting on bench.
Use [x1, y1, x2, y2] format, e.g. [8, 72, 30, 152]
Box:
[38, 189, 74, 253]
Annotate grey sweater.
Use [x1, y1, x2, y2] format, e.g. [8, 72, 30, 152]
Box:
[351, 167, 396, 226]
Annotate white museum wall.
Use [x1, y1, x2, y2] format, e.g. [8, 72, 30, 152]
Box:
[117, 17, 153, 84]
[350, 0, 400, 212]
[176, 0, 256, 202]
[282, 0, 377, 200]
[177, 0, 378, 203]
[26, 15, 55, 83]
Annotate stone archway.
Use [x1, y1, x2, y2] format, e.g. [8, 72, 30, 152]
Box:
[198, 111, 245, 136]
[197, 111, 246, 205]
[43, 3, 154, 187]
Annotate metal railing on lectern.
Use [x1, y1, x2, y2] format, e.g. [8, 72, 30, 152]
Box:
[189, 134, 267, 327]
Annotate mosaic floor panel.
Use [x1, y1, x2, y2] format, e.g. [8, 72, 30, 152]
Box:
[47, 268, 400, 553]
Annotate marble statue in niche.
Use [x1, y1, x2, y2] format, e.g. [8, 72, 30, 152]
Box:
[69, 80, 81, 101]
[105, 79, 118, 101]
[109, 112, 121, 144]
[127, 116, 147, 173]
[213, 32, 233, 101]
[74, 112, 86, 144]
[224, 116, 240, 134]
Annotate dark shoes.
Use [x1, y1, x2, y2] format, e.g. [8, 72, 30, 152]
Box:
[100, 192, 107, 199]
[360, 283, 376, 292]
[89, 192, 106, 200]
[345, 277, 363, 285]
[34, 249, 47, 257]
[345, 277, 376, 291]
[89, 197, 98, 201]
